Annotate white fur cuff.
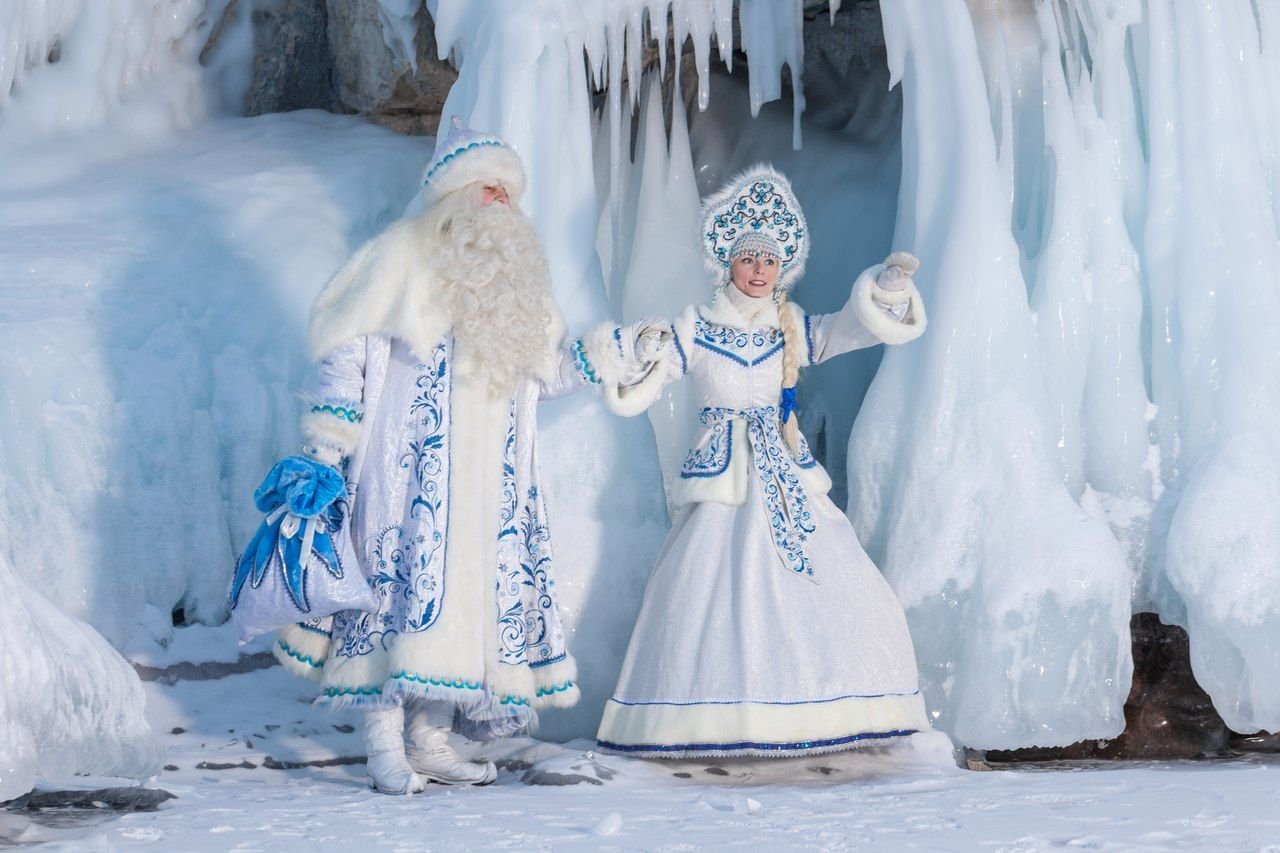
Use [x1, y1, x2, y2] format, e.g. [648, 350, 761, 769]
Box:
[300, 408, 362, 464]
[852, 266, 927, 345]
[581, 323, 670, 417]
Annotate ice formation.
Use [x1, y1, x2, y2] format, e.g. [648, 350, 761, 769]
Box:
[2, 0, 1278, 773]
[0, 549, 162, 801]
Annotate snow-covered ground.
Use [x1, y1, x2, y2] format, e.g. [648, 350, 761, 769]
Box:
[6, 623, 1280, 851]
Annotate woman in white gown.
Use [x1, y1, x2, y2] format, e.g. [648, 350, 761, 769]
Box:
[594, 165, 932, 758]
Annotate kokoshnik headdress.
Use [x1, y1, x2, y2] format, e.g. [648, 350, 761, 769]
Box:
[422, 116, 527, 206]
[701, 164, 809, 292]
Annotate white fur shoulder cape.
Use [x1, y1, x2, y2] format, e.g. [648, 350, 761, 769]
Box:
[307, 215, 566, 380]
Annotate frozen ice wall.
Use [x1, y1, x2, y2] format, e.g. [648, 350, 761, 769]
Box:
[0, 550, 162, 801]
[845, 0, 1280, 746]
[0, 0, 431, 793]
[845, 0, 1133, 750]
[0, 0, 232, 135]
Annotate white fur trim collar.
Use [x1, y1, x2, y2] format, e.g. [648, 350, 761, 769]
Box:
[700, 293, 781, 330]
[308, 215, 565, 380]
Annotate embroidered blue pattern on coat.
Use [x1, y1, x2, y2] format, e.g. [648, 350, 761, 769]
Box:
[680, 416, 733, 479]
[693, 318, 783, 367]
[333, 340, 452, 659]
[496, 402, 563, 668]
[699, 406, 816, 577]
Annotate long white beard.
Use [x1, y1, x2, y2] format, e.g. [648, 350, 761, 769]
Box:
[434, 201, 558, 397]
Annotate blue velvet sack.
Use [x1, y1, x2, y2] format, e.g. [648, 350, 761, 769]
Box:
[229, 455, 376, 643]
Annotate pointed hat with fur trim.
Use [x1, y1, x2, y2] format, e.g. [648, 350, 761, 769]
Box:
[701, 164, 808, 291]
[422, 116, 527, 204]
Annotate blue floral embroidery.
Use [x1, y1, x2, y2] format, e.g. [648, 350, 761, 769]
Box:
[693, 318, 783, 367]
[332, 339, 452, 660]
[706, 178, 805, 269]
[496, 397, 564, 668]
[699, 406, 816, 577]
[791, 430, 818, 469]
[804, 312, 817, 364]
[679, 417, 733, 479]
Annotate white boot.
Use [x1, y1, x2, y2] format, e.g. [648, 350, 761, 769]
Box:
[364, 707, 426, 795]
[405, 712, 497, 786]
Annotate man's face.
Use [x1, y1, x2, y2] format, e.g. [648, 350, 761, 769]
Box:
[480, 183, 510, 207]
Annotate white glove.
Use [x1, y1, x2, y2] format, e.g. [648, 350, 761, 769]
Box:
[876, 251, 920, 292]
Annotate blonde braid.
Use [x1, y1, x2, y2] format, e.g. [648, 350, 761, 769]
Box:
[776, 290, 803, 453]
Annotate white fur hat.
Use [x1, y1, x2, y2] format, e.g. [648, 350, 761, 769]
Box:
[423, 116, 527, 205]
[701, 164, 808, 291]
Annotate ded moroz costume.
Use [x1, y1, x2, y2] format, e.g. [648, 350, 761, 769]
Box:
[269, 119, 654, 791]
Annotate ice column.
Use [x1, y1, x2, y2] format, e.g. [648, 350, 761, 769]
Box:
[1142, 0, 1280, 734]
[851, 0, 1133, 750]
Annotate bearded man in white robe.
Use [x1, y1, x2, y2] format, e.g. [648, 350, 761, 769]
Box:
[272, 119, 666, 793]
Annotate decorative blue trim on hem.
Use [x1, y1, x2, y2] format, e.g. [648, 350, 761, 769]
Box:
[607, 689, 922, 708]
[597, 728, 918, 755]
[536, 681, 575, 698]
[295, 621, 332, 639]
[277, 639, 324, 669]
[391, 670, 483, 691]
[528, 653, 567, 669]
[323, 684, 382, 698]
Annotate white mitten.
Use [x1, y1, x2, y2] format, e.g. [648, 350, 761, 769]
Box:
[876, 251, 919, 292]
[619, 319, 672, 386]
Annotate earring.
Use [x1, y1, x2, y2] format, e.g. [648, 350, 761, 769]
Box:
[771, 288, 782, 305]
[711, 281, 726, 304]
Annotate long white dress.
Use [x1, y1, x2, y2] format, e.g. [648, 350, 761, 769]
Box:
[596, 279, 931, 758]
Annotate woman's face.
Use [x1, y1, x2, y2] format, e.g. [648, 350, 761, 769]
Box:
[730, 253, 779, 297]
[479, 183, 510, 207]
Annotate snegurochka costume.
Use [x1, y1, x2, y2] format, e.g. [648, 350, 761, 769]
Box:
[595, 165, 933, 758]
[270, 121, 650, 786]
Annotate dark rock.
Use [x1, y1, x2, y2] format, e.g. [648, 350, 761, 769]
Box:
[133, 652, 278, 685]
[163, 765, 179, 772]
[8, 788, 175, 812]
[704, 766, 729, 776]
[987, 613, 1232, 762]
[195, 760, 257, 770]
[262, 755, 366, 770]
[244, 0, 338, 115]
[332, 724, 355, 734]
[325, 0, 456, 135]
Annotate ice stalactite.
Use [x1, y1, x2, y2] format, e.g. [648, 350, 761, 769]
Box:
[0, 0, 232, 136]
[1139, 0, 1280, 734]
[852, 0, 1134, 750]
